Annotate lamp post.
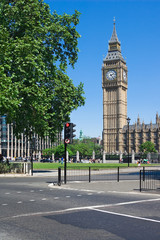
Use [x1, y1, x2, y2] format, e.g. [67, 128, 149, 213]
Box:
[127, 117, 131, 167]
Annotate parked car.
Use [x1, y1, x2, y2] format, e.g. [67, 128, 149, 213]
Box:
[15, 157, 23, 161]
[40, 159, 53, 163]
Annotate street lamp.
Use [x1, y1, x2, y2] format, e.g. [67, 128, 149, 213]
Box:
[127, 117, 131, 167]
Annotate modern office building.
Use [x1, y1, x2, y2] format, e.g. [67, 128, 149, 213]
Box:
[0, 115, 54, 159]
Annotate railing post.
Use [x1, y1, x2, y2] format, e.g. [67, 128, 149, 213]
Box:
[89, 167, 91, 182]
[143, 167, 145, 181]
[58, 167, 61, 186]
[117, 167, 119, 182]
[140, 170, 141, 192]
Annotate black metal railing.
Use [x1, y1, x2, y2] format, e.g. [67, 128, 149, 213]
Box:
[140, 169, 160, 192]
[58, 166, 141, 184]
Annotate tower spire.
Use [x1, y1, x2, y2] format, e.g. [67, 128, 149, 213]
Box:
[104, 19, 125, 62]
[109, 17, 120, 44]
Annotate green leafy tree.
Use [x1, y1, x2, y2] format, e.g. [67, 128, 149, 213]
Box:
[53, 144, 73, 159]
[68, 139, 102, 158]
[42, 147, 55, 157]
[139, 141, 157, 154]
[43, 138, 102, 159]
[0, 0, 85, 140]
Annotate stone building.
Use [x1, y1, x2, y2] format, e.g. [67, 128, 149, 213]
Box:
[102, 20, 160, 153]
[120, 114, 160, 153]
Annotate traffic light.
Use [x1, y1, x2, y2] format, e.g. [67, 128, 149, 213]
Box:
[70, 123, 76, 143]
[64, 122, 76, 144]
[31, 137, 39, 150]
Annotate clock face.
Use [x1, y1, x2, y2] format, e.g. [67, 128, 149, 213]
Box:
[123, 70, 127, 81]
[106, 70, 117, 80]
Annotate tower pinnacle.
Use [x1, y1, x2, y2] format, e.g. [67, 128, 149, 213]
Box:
[109, 18, 120, 44]
[104, 19, 125, 62]
[113, 16, 115, 24]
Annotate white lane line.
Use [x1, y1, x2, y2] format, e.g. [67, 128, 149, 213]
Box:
[77, 194, 82, 197]
[30, 190, 34, 192]
[87, 193, 93, 195]
[54, 197, 59, 199]
[42, 198, 47, 201]
[92, 208, 160, 223]
[39, 190, 43, 192]
[66, 196, 70, 198]
[1, 198, 160, 221]
[108, 198, 160, 207]
[17, 192, 21, 194]
[2, 204, 8, 206]
[17, 201, 22, 204]
[29, 200, 35, 202]
[5, 193, 10, 195]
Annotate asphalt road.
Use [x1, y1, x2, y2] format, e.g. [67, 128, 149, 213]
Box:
[0, 177, 160, 240]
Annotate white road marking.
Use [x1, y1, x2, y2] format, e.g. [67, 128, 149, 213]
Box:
[80, 189, 94, 192]
[17, 192, 21, 194]
[42, 198, 47, 201]
[39, 190, 43, 192]
[107, 190, 160, 196]
[5, 193, 10, 195]
[66, 196, 70, 198]
[77, 195, 82, 197]
[49, 184, 159, 196]
[2, 204, 8, 206]
[30, 190, 34, 192]
[49, 184, 101, 194]
[1, 198, 160, 222]
[17, 201, 22, 204]
[29, 199, 35, 202]
[87, 193, 93, 195]
[92, 208, 160, 223]
[54, 197, 59, 199]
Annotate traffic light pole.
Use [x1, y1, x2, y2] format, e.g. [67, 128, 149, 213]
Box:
[31, 149, 33, 176]
[64, 122, 76, 184]
[64, 142, 67, 184]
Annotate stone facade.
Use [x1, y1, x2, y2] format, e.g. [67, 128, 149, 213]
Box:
[120, 114, 160, 153]
[102, 20, 128, 153]
[102, 21, 160, 153]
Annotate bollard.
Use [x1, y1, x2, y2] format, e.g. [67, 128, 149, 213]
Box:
[58, 167, 61, 186]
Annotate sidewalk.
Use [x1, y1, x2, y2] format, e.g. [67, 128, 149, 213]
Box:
[0, 170, 57, 177]
[51, 180, 141, 194]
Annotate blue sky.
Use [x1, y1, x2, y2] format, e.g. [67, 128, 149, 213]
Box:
[45, 0, 160, 139]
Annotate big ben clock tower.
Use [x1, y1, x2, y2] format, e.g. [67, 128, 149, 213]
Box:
[102, 19, 128, 153]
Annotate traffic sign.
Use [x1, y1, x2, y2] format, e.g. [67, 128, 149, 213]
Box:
[65, 139, 70, 144]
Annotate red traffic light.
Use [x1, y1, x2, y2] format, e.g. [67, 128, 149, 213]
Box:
[66, 123, 70, 128]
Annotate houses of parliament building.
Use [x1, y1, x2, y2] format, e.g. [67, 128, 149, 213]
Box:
[102, 20, 160, 154]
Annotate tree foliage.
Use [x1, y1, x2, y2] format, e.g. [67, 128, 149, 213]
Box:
[43, 139, 102, 159]
[139, 141, 157, 154]
[0, 0, 85, 140]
